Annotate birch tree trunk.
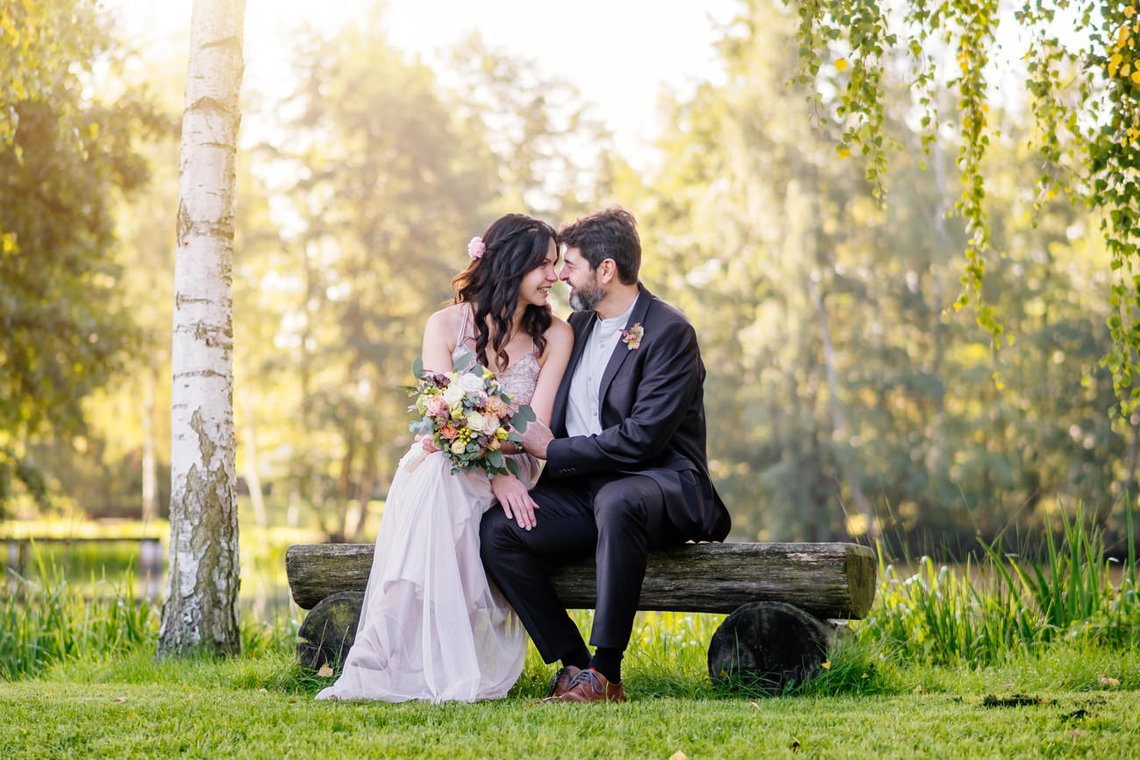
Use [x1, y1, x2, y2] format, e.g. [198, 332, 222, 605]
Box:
[158, 0, 247, 658]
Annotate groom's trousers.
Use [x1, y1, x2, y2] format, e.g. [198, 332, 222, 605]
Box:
[479, 473, 685, 663]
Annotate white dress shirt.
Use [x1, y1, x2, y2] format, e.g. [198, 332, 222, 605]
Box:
[565, 299, 637, 438]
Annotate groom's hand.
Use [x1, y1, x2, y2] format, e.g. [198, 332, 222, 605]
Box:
[520, 419, 553, 460]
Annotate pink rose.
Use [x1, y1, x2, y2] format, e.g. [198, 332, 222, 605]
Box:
[426, 396, 450, 417]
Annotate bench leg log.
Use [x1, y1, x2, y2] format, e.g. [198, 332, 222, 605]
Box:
[707, 601, 832, 694]
[296, 591, 364, 670]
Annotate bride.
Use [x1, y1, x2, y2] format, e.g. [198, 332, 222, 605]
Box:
[317, 213, 573, 703]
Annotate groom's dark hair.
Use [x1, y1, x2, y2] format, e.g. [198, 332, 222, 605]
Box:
[558, 207, 640, 285]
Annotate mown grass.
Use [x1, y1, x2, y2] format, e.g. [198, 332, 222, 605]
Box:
[3, 669, 1137, 758]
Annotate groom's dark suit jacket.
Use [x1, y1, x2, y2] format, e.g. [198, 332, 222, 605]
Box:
[540, 285, 731, 542]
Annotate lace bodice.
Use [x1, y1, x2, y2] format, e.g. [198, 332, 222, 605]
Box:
[452, 305, 540, 407]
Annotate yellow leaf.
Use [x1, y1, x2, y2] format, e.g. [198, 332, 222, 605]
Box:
[835, 58, 849, 72]
[820, 660, 831, 670]
[837, 147, 852, 160]
[317, 663, 334, 678]
[1103, 53, 1121, 78]
[669, 753, 688, 760]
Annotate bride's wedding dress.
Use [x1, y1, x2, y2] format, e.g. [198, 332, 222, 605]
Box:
[317, 310, 541, 703]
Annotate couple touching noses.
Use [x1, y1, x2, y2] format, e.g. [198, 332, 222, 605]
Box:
[318, 206, 730, 705]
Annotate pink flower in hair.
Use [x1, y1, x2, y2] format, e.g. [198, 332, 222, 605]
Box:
[467, 236, 486, 260]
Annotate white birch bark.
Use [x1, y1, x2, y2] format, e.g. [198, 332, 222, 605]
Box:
[158, 0, 246, 657]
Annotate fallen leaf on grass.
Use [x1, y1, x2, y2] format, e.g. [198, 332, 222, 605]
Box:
[749, 701, 760, 709]
[259, 688, 269, 694]
[820, 660, 830, 670]
[913, 684, 925, 695]
[112, 697, 126, 704]
[1070, 730, 1084, 738]
[669, 752, 687, 760]
[1097, 674, 1120, 688]
[317, 664, 334, 678]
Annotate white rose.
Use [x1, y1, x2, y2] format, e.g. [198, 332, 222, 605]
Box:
[466, 411, 485, 432]
[459, 372, 486, 393]
[443, 384, 465, 405]
[482, 415, 499, 435]
[450, 440, 466, 455]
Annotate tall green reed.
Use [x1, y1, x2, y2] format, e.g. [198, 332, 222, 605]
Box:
[860, 505, 1139, 667]
[1, 544, 158, 680]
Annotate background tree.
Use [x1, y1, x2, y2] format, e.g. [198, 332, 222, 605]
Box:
[236, 22, 611, 542]
[157, 0, 246, 658]
[788, 0, 1139, 412]
[613, 0, 1123, 550]
[0, 0, 164, 513]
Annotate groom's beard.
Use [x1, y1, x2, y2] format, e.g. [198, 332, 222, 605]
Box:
[568, 279, 604, 312]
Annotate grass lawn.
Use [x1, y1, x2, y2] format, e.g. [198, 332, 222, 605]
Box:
[2, 644, 1137, 759]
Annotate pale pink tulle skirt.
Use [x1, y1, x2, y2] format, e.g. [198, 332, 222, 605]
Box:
[316, 445, 538, 703]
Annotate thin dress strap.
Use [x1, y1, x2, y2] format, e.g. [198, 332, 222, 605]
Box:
[455, 303, 473, 351]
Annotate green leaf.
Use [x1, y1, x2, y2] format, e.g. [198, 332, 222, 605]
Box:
[509, 404, 536, 433]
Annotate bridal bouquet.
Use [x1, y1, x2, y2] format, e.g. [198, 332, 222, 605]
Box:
[407, 352, 535, 477]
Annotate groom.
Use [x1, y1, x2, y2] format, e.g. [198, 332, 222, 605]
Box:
[480, 207, 731, 702]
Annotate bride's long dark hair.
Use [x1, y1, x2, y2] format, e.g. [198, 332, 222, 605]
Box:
[452, 213, 556, 370]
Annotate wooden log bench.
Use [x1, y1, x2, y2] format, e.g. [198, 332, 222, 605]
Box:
[285, 541, 877, 694]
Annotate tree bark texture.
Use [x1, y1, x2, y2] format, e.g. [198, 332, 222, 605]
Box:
[158, 0, 247, 658]
[286, 541, 877, 620]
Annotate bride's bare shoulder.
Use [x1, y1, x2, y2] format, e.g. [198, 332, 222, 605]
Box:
[425, 303, 464, 330]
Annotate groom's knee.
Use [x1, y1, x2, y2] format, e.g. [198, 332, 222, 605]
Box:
[593, 481, 649, 532]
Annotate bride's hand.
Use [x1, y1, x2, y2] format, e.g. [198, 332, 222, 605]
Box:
[491, 474, 539, 531]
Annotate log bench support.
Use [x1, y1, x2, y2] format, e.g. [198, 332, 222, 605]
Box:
[285, 541, 876, 695]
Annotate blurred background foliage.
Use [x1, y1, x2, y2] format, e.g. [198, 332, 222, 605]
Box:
[1, 0, 1135, 557]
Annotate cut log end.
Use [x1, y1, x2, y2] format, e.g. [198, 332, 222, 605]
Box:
[707, 601, 831, 695]
[296, 591, 364, 671]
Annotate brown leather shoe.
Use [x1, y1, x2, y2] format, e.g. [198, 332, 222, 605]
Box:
[545, 665, 581, 699]
[555, 668, 627, 703]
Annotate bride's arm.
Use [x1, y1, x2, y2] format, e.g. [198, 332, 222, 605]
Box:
[529, 318, 574, 426]
[491, 320, 573, 529]
[496, 319, 572, 456]
[420, 307, 457, 374]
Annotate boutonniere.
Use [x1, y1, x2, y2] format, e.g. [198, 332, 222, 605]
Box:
[621, 323, 644, 350]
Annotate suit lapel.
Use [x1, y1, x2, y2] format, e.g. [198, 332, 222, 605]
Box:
[598, 286, 653, 406]
[551, 310, 596, 434]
